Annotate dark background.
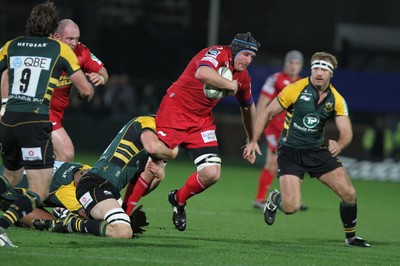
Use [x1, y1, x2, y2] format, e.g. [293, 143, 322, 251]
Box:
[1, 0, 400, 160]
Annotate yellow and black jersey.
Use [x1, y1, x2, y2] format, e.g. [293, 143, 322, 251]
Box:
[0, 161, 88, 212]
[277, 77, 348, 149]
[89, 116, 155, 191]
[0, 36, 80, 115]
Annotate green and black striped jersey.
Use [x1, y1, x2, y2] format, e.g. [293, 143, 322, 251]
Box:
[0, 36, 80, 115]
[277, 78, 348, 149]
[89, 116, 156, 191]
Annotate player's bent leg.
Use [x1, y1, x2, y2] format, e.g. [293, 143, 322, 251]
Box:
[20, 208, 55, 227]
[25, 168, 53, 201]
[195, 153, 222, 186]
[279, 174, 302, 214]
[90, 198, 132, 238]
[318, 167, 356, 203]
[263, 175, 301, 226]
[197, 164, 221, 186]
[167, 153, 221, 231]
[105, 221, 132, 239]
[319, 167, 370, 247]
[2, 168, 24, 187]
[52, 127, 75, 162]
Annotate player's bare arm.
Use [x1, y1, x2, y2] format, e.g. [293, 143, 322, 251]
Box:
[195, 66, 238, 94]
[240, 103, 257, 143]
[140, 130, 179, 160]
[69, 70, 94, 101]
[244, 98, 284, 162]
[329, 115, 353, 157]
[85, 66, 109, 86]
[255, 93, 272, 117]
[241, 103, 258, 163]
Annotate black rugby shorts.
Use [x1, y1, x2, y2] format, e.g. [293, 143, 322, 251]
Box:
[277, 145, 342, 179]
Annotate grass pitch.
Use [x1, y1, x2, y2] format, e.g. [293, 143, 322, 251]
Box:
[1, 153, 399, 265]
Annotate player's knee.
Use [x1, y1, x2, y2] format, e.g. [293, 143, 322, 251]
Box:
[282, 201, 300, 214]
[107, 224, 133, 239]
[30, 188, 48, 203]
[340, 186, 356, 203]
[195, 153, 221, 183]
[198, 165, 221, 185]
[104, 207, 132, 238]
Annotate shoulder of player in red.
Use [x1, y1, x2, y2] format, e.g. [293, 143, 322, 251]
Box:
[74, 42, 104, 72]
[196, 45, 232, 71]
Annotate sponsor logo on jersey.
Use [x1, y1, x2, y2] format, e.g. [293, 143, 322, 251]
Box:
[303, 114, 320, 129]
[21, 147, 42, 161]
[16, 42, 48, 48]
[90, 52, 102, 65]
[299, 95, 311, 101]
[299, 90, 312, 101]
[62, 164, 80, 179]
[103, 190, 112, 196]
[12, 57, 22, 68]
[206, 48, 221, 58]
[157, 131, 167, 137]
[10, 56, 51, 70]
[324, 102, 334, 112]
[201, 130, 217, 143]
[57, 75, 72, 87]
[200, 56, 218, 67]
[79, 191, 93, 209]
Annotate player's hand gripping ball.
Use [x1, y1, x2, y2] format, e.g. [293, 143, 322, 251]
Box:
[203, 67, 233, 100]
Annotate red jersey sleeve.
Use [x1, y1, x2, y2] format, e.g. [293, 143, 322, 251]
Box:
[234, 70, 254, 107]
[196, 46, 230, 70]
[75, 43, 104, 74]
[260, 73, 279, 101]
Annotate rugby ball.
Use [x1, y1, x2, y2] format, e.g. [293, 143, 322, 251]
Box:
[203, 67, 233, 100]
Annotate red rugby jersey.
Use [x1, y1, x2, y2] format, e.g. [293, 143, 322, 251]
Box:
[165, 45, 254, 116]
[260, 71, 301, 130]
[51, 42, 103, 113]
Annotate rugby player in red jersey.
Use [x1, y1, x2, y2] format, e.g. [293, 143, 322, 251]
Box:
[51, 19, 108, 162]
[155, 32, 260, 231]
[253, 51, 306, 209]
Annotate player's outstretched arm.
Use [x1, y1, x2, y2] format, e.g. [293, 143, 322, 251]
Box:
[244, 98, 284, 162]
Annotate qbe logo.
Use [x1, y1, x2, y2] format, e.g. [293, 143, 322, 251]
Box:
[303, 114, 319, 129]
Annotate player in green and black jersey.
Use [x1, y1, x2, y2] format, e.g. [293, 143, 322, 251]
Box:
[0, 161, 90, 226]
[51, 115, 178, 238]
[0, 2, 94, 248]
[245, 52, 370, 247]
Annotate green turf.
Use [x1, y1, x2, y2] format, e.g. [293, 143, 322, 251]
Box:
[1, 153, 399, 265]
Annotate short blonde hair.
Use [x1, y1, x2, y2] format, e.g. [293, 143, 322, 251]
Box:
[311, 52, 338, 69]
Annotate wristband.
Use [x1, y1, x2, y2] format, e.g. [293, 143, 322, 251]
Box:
[99, 75, 105, 85]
